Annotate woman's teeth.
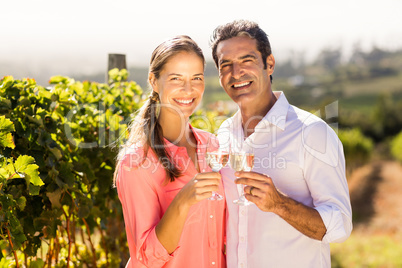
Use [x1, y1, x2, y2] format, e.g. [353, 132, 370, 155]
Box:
[175, 99, 193, 104]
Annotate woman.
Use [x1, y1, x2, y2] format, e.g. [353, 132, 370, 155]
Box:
[114, 36, 226, 267]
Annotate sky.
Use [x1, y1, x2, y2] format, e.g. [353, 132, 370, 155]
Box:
[1, 0, 402, 81]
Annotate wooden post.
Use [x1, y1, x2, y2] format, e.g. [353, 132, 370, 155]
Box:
[106, 53, 127, 83]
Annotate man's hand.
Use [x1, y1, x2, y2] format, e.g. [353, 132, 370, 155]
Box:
[234, 171, 284, 213]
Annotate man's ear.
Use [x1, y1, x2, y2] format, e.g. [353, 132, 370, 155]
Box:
[148, 72, 159, 93]
[266, 54, 275, 75]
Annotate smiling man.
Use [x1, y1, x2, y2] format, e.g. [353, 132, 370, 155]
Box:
[211, 20, 352, 267]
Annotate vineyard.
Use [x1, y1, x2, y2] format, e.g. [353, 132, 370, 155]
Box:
[0, 70, 142, 267]
[2, 63, 402, 267]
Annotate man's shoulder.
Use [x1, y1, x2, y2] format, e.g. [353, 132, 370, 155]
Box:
[288, 104, 341, 148]
[288, 104, 327, 128]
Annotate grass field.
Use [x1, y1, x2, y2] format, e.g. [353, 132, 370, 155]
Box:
[331, 232, 402, 268]
[332, 160, 402, 267]
[342, 74, 402, 98]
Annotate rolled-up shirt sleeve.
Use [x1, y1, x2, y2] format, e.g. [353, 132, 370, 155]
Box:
[116, 153, 175, 267]
[316, 205, 353, 243]
[301, 120, 353, 243]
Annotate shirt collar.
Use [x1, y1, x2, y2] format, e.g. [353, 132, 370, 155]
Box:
[231, 91, 289, 132]
[259, 91, 289, 131]
[163, 124, 202, 155]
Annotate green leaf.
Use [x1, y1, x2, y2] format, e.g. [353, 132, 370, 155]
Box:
[46, 188, 62, 208]
[48, 147, 63, 161]
[28, 184, 41, 195]
[14, 155, 35, 171]
[58, 162, 74, 187]
[0, 132, 15, 149]
[0, 115, 15, 132]
[48, 75, 69, 84]
[14, 155, 43, 186]
[29, 259, 45, 268]
[120, 69, 129, 80]
[24, 164, 43, 186]
[17, 196, 27, 210]
[0, 167, 9, 179]
[0, 96, 12, 110]
[108, 68, 120, 82]
[0, 75, 14, 91]
[38, 87, 52, 99]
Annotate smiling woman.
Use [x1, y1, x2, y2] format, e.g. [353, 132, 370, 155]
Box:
[149, 51, 205, 119]
[113, 35, 226, 268]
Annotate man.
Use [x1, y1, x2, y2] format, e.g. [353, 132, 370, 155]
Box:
[211, 20, 352, 267]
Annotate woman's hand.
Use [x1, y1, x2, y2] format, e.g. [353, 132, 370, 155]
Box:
[174, 172, 221, 208]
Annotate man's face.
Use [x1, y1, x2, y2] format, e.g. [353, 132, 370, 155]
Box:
[216, 36, 274, 108]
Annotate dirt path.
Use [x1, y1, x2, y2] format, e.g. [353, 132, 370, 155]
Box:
[348, 161, 402, 239]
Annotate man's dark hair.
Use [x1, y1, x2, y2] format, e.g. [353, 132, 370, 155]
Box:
[210, 20, 273, 82]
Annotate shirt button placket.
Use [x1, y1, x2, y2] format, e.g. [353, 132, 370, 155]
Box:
[238, 206, 248, 268]
[208, 201, 218, 267]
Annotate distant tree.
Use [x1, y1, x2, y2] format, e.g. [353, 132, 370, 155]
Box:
[274, 60, 297, 78]
[363, 47, 390, 64]
[349, 43, 365, 65]
[372, 93, 402, 140]
[316, 48, 342, 71]
[391, 131, 402, 163]
[338, 128, 374, 172]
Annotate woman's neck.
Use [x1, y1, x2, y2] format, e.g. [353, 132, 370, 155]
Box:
[159, 112, 191, 147]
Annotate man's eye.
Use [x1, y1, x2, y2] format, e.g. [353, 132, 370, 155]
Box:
[194, 77, 203, 81]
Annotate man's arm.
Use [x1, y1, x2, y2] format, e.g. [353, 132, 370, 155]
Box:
[236, 171, 326, 240]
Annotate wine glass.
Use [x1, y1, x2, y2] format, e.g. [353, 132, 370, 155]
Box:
[230, 138, 254, 206]
[205, 134, 229, 201]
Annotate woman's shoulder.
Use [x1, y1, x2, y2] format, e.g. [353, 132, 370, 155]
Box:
[118, 143, 156, 168]
[117, 144, 166, 185]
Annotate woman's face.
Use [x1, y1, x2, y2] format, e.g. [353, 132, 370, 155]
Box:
[150, 51, 205, 119]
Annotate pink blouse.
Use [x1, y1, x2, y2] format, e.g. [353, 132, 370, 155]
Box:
[116, 126, 226, 268]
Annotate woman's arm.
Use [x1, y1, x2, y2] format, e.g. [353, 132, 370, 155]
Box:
[155, 172, 221, 253]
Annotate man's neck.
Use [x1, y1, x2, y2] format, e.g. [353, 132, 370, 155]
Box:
[240, 92, 277, 137]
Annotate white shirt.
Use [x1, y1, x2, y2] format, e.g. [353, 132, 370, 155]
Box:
[218, 92, 352, 268]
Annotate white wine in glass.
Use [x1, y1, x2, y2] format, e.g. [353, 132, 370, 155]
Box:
[231, 142, 254, 206]
[205, 135, 228, 201]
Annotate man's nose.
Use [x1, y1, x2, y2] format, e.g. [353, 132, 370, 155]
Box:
[232, 63, 243, 80]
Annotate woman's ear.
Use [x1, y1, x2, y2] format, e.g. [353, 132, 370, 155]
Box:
[148, 72, 159, 93]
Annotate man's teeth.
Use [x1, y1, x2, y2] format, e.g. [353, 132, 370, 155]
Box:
[175, 99, 193, 104]
[233, 82, 250, 88]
